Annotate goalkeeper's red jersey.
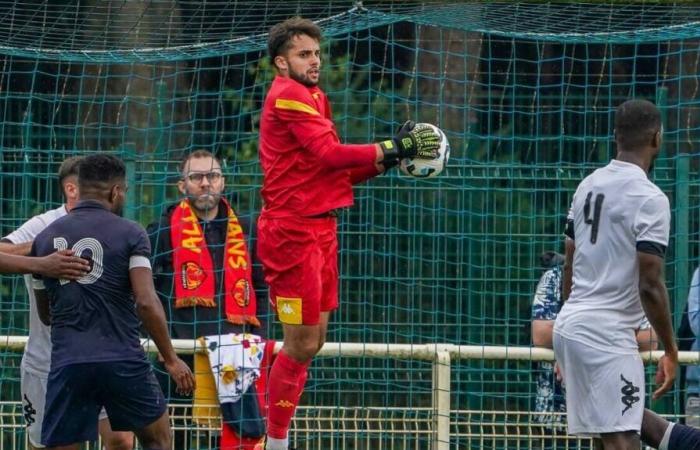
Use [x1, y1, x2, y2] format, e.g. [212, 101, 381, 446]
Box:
[259, 76, 377, 217]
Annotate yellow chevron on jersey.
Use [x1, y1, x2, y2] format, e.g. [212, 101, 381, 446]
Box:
[275, 98, 319, 116]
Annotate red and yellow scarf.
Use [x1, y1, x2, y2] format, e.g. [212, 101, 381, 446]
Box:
[170, 198, 259, 327]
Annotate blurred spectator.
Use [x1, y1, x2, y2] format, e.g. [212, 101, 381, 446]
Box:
[531, 251, 567, 434]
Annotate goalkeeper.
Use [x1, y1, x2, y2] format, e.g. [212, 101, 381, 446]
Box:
[257, 16, 440, 450]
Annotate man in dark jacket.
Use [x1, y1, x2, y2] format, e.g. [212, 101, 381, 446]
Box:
[148, 149, 268, 450]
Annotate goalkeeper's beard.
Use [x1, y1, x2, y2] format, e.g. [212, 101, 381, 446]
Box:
[289, 67, 319, 87]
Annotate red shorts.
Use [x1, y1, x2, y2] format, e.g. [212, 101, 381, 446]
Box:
[257, 215, 338, 326]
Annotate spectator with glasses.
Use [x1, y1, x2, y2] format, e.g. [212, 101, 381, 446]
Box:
[147, 149, 268, 449]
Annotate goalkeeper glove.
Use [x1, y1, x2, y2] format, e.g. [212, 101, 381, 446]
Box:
[379, 120, 411, 171]
[379, 121, 441, 165]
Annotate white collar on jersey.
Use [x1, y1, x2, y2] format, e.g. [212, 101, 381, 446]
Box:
[609, 159, 647, 177]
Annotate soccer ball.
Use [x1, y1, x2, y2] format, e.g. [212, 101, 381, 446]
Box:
[399, 123, 450, 178]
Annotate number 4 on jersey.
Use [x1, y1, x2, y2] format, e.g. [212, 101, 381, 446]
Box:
[583, 191, 605, 244]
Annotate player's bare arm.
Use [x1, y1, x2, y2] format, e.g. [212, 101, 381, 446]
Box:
[532, 320, 555, 348]
[0, 240, 32, 255]
[638, 250, 678, 400]
[130, 266, 195, 396]
[636, 326, 658, 353]
[0, 249, 89, 279]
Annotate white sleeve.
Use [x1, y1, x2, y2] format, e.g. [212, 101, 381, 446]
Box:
[634, 193, 670, 246]
[3, 215, 50, 244]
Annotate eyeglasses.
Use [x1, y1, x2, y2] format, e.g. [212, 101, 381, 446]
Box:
[184, 171, 223, 184]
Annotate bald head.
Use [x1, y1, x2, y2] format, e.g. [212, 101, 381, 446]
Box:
[614, 99, 662, 153]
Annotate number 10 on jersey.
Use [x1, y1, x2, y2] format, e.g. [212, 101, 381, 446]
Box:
[53, 237, 103, 285]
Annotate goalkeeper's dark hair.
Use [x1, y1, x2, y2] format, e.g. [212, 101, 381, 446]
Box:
[78, 154, 126, 192]
[268, 17, 322, 65]
[614, 99, 661, 151]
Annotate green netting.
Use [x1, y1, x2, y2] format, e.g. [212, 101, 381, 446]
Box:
[4, 2, 700, 62]
[1, 1, 700, 448]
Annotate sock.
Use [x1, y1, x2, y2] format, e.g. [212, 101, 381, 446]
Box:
[265, 436, 288, 450]
[297, 365, 309, 394]
[267, 350, 310, 440]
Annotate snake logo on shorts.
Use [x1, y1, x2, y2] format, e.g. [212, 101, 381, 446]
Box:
[23, 394, 36, 426]
[620, 373, 640, 415]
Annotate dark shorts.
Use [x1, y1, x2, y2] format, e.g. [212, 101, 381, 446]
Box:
[257, 215, 338, 326]
[41, 360, 167, 447]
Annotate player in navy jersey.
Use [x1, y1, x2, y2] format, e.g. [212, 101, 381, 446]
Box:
[31, 154, 195, 450]
[1, 156, 132, 450]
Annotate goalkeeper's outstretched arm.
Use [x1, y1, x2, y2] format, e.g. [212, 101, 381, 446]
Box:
[284, 112, 441, 173]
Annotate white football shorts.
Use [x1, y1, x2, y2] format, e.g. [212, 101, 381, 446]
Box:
[553, 332, 644, 436]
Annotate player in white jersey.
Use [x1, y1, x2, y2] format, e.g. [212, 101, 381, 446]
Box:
[0, 157, 134, 450]
[553, 99, 678, 450]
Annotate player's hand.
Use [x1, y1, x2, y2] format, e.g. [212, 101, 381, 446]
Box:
[653, 350, 678, 400]
[165, 357, 196, 396]
[380, 121, 414, 171]
[395, 122, 441, 159]
[379, 121, 441, 161]
[37, 250, 91, 279]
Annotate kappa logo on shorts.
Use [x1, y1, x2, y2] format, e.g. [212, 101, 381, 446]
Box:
[276, 296, 302, 325]
[620, 374, 640, 416]
[22, 394, 36, 426]
[275, 399, 295, 408]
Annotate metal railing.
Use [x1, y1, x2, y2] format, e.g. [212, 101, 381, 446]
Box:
[1, 336, 698, 449]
